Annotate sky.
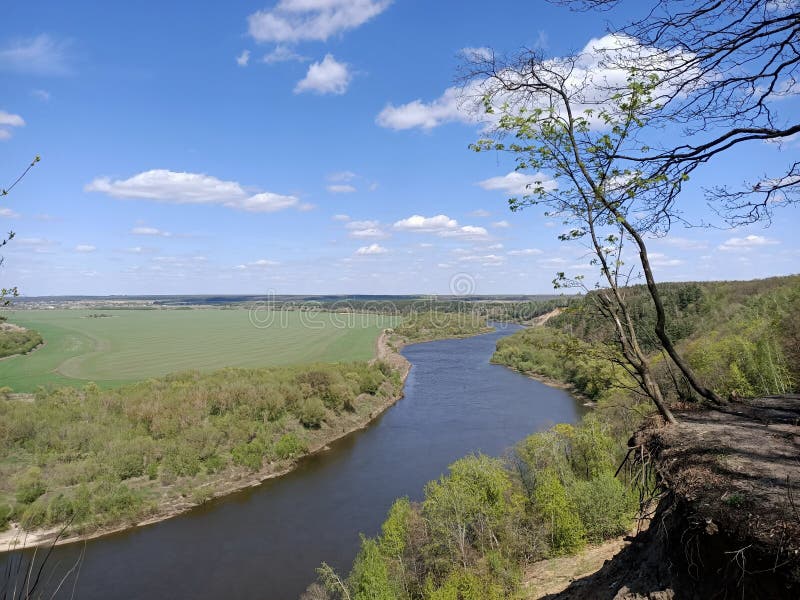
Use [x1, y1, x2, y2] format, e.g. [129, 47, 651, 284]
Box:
[1, 0, 798, 296]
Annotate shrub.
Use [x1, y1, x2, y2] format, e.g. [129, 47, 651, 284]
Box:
[275, 433, 307, 459]
[532, 468, 586, 555]
[298, 397, 326, 428]
[570, 472, 637, 542]
[15, 469, 46, 504]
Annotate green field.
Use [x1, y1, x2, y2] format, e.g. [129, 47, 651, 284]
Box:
[0, 309, 397, 392]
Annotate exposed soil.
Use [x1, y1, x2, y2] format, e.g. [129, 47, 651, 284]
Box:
[540, 396, 800, 599]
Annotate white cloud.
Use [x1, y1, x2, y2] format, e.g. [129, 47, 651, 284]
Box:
[86, 169, 302, 214]
[332, 213, 350, 221]
[356, 243, 388, 255]
[262, 45, 307, 64]
[648, 252, 683, 267]
[458, 253, 505, 266]
[248, 0, 391, 44]
[718, 234, 779, 251]
[376, 87, 466, 130]
[347, 220, 387, 238]
[236, 50, 251, 66]
[295, 54, 351, 95]
[508, 248, 543, 256]
[0, 110, 25, 141]
[328, 170, 357, 182]
[377, 34, 693, 132]
[492, 220, 511, 228]
[394, 214, 458, 232]
[440, 225, 490, 240]
[0, 207, 20, 218]
[478, 171, 557, 196]
[393, 214, 489, 240]
[327, 184, 356, 193]
[131, 226, 171, 237]
[0, 34, 73, 75]
[235, 258, 280, 270]
[659, 236, 709, 251]
[31, 89, 50, 101]
[469, 209, 491, 217]
[74, 244, 96, 253]
[0, 111, 25, 127]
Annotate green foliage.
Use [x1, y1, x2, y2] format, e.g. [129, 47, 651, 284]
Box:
[348, 537, 396, 600]
[15, 469, 46, 504]
[275, 432, 307, 459]
[0, 325, 42, 358]
[532, 469, 586, 555]
[570, 473, 637, 543]
[394, 312, 492, 343]
[0, 360, 398, 533]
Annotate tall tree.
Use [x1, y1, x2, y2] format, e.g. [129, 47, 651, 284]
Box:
[465, 46, 700, 421]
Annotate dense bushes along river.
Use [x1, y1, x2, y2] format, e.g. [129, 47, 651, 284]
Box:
[0, 361, 402, 538]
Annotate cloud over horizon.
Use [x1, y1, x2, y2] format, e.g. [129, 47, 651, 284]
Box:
[86, 170, 306, 214]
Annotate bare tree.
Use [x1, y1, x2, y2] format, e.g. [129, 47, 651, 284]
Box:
[551, 0, 800, 225]
[1, 155, 40, 306]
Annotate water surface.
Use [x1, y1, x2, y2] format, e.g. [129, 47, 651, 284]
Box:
[3, 323, 585, 599]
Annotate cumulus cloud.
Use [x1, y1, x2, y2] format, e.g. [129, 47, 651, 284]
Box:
[394, 214, 458, 232]
[328, 170, 356, 182]
[478, 171, 557, 196]
[648, 252, 683, 267]
[295, 54, 351, 95]
[236, 50, 251, 66]
[235, 258, 280, 270]
[0, 207, 20, 218]
[393, 214, 489, 240]
[327, 184, 356, 193]
[74, 244, 96, 253]
[262, 45, 307, 64]
[508, 248, 543, 256]
[376, 87, 466, 130]
[347, 220, 387, 238]
[718, 234, 779, 251]
[0, 34, 73, 75]
[355, 243, 388, 255]
[0, 110, 25, 140]
[131, 226, 171, 237]
[377, 34, 692, 132]
[86, 169, 303, 214]
[248, 0, 391, 44]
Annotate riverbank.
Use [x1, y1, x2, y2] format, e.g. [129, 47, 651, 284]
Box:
[1, 333, 412, 553]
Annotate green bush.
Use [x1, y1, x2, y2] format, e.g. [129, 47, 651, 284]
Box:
[532, 468, 586, 555]
[275, 433, 307, 459]
[298, 397, 326, 428]
[570, 472, 637, 543]
[15, 470, 46, 504]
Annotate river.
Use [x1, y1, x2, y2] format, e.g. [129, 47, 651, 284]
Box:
[2, 323, 586, 599]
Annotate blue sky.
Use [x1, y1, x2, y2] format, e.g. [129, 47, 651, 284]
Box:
[1, 0, 798, 296]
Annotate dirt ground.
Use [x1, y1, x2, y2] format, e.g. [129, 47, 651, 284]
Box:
[533, 396, 800, 599]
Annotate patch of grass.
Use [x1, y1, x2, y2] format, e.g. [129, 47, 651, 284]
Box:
[0, 309, 397, 392]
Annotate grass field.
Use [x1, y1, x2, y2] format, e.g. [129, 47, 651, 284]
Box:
[0, 309, 397, 392]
